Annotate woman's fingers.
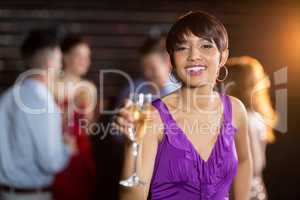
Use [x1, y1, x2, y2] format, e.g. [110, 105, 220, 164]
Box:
[111, 121, 130, 136]
[123, 98, 133, 108]
[118, 107, 134, 123]
[115, 114, 133, 128]
[112, 98, 135, 140]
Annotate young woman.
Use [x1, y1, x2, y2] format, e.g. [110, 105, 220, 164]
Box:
[115, 11, 252, 200]
[225, 56, 278, 200]
[52, 34, 97, 200]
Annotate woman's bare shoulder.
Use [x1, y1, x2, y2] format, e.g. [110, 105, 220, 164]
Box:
[228, 95, 248, 129]
[228, 95, 247, 114]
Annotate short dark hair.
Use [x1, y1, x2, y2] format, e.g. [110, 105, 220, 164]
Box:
[166, 11, 228, 55]
[61, 34, 90, 54]
[21, 28, 60, 59]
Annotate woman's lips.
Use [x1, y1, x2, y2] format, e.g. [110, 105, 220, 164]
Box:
[185, 65, 207, 76]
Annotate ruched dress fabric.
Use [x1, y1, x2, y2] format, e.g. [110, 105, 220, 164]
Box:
[148, 94, 238, 200]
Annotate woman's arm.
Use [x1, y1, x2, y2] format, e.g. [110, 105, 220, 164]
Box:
[115, 103, 162, 200]
[230, 96, 253, 200]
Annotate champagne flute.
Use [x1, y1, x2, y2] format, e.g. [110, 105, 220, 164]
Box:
[119, 93, 152, 187]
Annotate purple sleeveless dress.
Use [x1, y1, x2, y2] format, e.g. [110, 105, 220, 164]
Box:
[149, 94, 238, 200]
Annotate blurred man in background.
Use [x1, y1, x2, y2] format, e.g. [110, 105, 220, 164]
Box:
[117, 33, 181, 104]
[0, 28, 77, 200]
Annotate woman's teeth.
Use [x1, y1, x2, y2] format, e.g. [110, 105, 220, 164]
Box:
[185, 66, 207, 75]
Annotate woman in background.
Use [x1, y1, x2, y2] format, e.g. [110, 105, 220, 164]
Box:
[224, 56, 277, 200]
[52, 34, 97, 200]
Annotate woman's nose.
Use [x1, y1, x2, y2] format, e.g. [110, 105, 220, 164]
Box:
[187, 48, 204, 62]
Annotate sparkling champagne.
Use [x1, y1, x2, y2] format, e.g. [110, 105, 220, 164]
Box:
[131, 103, 150, 144]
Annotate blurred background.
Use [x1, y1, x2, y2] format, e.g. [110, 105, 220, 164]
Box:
[0, 0, 299, 199]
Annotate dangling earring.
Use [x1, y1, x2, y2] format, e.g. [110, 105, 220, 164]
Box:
[216, 65, 228, 82]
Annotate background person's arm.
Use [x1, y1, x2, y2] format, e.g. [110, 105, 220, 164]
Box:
[27, 98, 76, 174]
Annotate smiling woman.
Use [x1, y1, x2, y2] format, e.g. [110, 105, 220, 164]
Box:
[117, 11, 252, 200]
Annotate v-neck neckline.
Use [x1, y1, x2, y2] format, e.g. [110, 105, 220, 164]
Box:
[161, 93, 225, 163]
[178, 120, 224, 163]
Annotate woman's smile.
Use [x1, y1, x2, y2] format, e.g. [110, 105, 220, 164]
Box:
[185, 64, 208, 76]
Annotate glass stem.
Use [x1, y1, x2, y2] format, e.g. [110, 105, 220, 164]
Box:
[132, 141, 139, 175]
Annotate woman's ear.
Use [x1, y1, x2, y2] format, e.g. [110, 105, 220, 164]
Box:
[220, 48, 229, 67]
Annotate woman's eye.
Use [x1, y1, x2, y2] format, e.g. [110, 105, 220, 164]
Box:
[175, 46, 187, 51]
[202, 44, 213, 49]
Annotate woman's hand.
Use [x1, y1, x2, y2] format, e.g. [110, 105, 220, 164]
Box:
[115, 99, 162, 200]
[112, 99, 136, 142]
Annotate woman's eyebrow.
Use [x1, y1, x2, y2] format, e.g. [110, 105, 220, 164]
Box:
[199, 38, 213, 43]
[176, 41, 188, 45]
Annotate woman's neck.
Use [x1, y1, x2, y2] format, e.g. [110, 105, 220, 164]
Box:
[62, 69, 81, 83]
[175, 85, 219, 113]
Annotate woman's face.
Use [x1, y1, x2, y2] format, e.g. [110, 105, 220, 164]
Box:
[63, 43, 91, 76]
[172, 32, 228, 88]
